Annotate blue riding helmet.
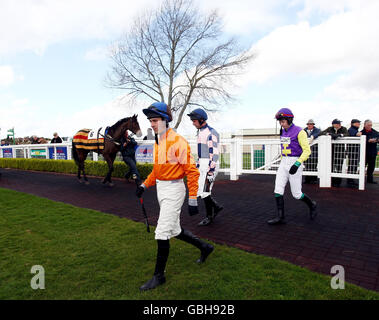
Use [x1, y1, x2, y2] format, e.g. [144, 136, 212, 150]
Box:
[187, 108, 208, 121]
[143, 102, 172, 122]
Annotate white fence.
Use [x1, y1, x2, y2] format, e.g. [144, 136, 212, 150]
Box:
[0, 135, 371, 190]
[206, 135, 367, 190]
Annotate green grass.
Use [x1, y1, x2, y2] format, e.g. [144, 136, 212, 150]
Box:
[1, 187, 378, 300]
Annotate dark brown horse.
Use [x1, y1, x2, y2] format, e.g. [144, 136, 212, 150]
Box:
[72, 115, 142, 186]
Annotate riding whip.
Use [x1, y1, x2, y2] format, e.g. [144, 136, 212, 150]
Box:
[140, 198, 150, 233]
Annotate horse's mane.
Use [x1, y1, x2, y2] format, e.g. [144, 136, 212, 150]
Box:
[109, 116, 135, 132]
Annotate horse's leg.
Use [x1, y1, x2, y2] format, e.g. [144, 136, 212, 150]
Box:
[82, 151, 90, 185]
[77, 150, 89, 184]
[76, 149, 83, 183]
[107, 152, 117, 187]
[102, 153, 112, 184]
[77, 156, 82, 182]
[78, 165, 83, 183]
[102, 152, 116, 186]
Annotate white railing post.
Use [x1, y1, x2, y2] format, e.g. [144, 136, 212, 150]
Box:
[229, 137, 239, 180]
[236, 137, 243, 176]
[93, 152, 99, 161]
[67, 146, 72, 160]
[358, 135, 366, 190]
[265, 144, 272, 172]
[318, 135, 332, 188]
[12, 146, 16, 158]
[250, 143, 254, 171]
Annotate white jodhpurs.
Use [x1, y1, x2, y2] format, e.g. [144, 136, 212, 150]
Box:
[274, 157, 303, 199]
[197, 158, 219, 199]
[155, 179, 186, 240]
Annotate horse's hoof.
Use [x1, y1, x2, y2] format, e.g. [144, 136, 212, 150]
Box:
[78, 179, 84, 184]
[85, 181, 90, 185]
[108, 182, 114, 187]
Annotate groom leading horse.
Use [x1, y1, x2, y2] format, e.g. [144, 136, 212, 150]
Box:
[72, 115, 142, 186]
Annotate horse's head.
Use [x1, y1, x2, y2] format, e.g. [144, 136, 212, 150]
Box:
[111, 115, 142, 140]
[120, 115, 142, 138]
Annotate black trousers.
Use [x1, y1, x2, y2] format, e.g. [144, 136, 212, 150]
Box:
[122, 156, 141, 183]
[347, 146, 360, 174]
[366, 155, 377, 182]
[331, 146, 345, 185]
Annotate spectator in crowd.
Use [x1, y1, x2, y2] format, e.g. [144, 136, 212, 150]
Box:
[303, 119, 321, 184]
[120, 130, 141, 185]
[347, 119, 362, 188]
[143, 128, 154, 140]
[320, 119, 348, 187]
[31, 135, 40, 144]
[50, 132, 62, 143]
[361, 119, 379, 184]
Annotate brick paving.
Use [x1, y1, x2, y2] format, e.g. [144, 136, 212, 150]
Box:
[1, 168, 379, 292]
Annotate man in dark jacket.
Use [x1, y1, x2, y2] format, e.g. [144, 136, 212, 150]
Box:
[347, 119, 362, 187]
[361, 120, 378, 184]
[303, 119, 321, 184]
[120, 130, 141, 185]
[51, 132, 63, 143]
[320, 119, 348, 187]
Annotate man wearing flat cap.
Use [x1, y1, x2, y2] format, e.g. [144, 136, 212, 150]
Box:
[346, 119, 362, 187]
[51, 132, 62, 144]
[303, 119, 321, 184]
[321, 119, 348, 187]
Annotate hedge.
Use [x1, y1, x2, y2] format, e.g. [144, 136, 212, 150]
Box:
[0, 158, 153, 180]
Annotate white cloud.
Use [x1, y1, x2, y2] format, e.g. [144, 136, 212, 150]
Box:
[240, 0, 379, 108]
[0, 0, 156, 56]
[324, 67, 379, 102]
[84, 46, 110, 61]
[288, 100, 378, 130]
[198, 0, 288, 34]
[0, 0, 293, 56]
[291, 0, 361, 19]
[0, 66, 15, 86]
[0, 94, 152, 139]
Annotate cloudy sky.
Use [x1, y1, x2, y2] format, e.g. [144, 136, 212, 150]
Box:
[1, 0, 378, 139]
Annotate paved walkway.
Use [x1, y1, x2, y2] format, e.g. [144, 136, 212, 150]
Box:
[1, 168, 379, 292]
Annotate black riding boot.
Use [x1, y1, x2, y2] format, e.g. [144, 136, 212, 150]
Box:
[210, 196, 223, 218]
[267, 196, 285, 225]
[300, 194, 317, 220]
[176, 229, 214, 263]
[140, 240, 169, 291]
[198, 196, 214, 226]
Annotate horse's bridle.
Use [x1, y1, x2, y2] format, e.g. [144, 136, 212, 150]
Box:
[99, 118, 138, 147]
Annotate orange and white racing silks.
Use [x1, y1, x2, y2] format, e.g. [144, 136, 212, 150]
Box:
[143, 128, 200, 200]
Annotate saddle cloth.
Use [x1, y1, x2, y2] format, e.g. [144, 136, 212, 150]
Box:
[73, 127, 106, 150]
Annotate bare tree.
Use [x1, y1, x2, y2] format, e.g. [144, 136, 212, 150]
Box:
[107, 0, 254, 129]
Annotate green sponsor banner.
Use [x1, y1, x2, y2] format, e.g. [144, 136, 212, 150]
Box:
[31, 149, 47, 159]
